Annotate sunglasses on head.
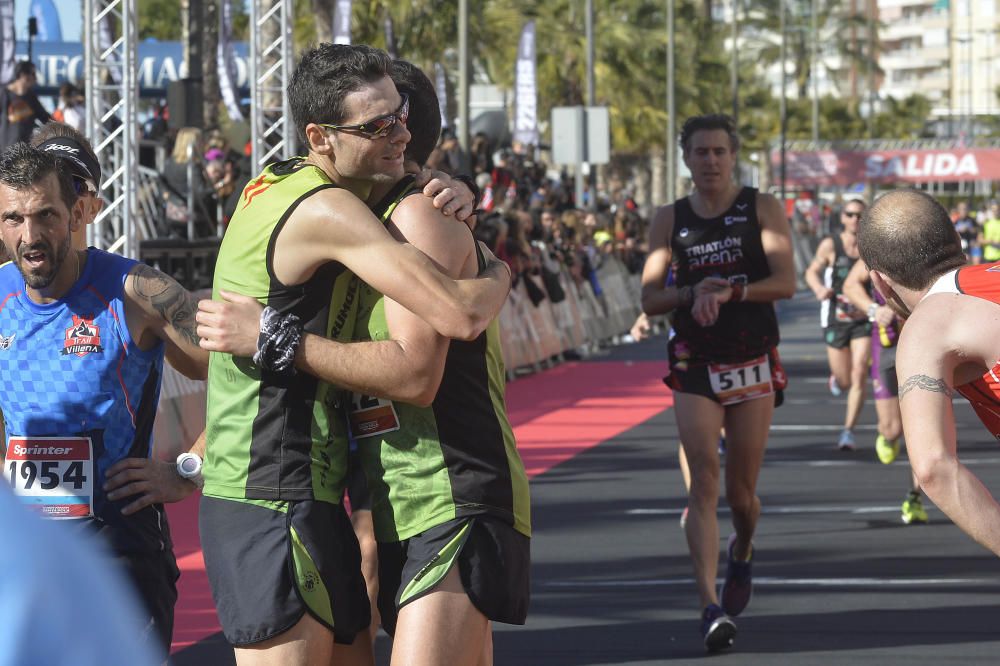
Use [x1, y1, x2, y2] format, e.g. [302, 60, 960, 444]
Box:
[71, 177, 98, 197]
[320, 94, 409, 139]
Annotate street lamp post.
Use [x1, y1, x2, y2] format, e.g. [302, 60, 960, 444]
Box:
[667, 0, 675, 204]
[779, 0, 787, 203]
[811, 0, 819, 142]
[731, 0, 739, 126]
[458, 0, 469, 165]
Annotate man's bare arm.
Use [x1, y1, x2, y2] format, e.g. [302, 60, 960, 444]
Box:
[104, 430, 206, 516]
[751, 193, 797, 302]
[639, 205, 688, 316]
[897, 315, 1000, 556]
[199, 198, 476, 404]
[298, 195, 474, 405]
[277, 190, 509, 341]
[125, 264, 209, 380]
[804, 237, 835, 301]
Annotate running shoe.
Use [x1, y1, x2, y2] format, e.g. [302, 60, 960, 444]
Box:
[837, 429, 856, 451]
[828, 374, 843, 397]
[901, 492, 929, 525]
[876, 435, 900, 464]
[680, 506, 689, 529]
[720, 533, 753, 617]
[700, 604, 737, 653]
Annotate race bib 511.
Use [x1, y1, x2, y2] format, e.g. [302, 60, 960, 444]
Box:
[5, 436, 94, 519]
[709, 356, 773, 406]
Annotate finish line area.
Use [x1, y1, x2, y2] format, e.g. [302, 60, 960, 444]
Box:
[172, 292, 1000, 664]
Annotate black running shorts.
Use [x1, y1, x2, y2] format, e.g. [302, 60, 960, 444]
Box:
[824, 319, 871, 349]
[665, 346, 787, 408]
[113, 547, 179, 658]
[199, 495, 370, 646]
[376, 516, 530, 636]
[345, 448, 371, 513]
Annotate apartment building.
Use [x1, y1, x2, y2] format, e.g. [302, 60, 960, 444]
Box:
[716, 0, 997, 131]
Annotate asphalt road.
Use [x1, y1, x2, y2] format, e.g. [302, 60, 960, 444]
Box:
[489, 292, 1000, 665]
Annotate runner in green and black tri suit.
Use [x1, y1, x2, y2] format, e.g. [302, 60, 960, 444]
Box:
[196, 44, 509, 666]
[640, 114, 796, 653]
[197, 58, 528, 666]
[354, 171, 530, 664]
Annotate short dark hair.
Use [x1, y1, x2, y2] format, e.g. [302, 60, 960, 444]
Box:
[842, 198, 866, 210]
[13, 60, 36, 79]
[0, 143, 78, 213]
[680, 114, 740, 153]
[288, 43, 393, 143]
[858, 189, 966, 291]
[390, 60, 440, 166]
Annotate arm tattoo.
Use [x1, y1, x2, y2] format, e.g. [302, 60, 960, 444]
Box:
[899, 374, 955, 401]
[132, 265, 201, 347]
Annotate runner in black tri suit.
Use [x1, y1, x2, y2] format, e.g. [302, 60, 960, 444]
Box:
[804, 199, 871, 451]
[640, 114, 795, 653]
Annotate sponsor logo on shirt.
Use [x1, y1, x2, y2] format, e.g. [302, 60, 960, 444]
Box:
[62, 316, 103, 357]
[0, 332, 14, 350]
[724, 215, 748, 226]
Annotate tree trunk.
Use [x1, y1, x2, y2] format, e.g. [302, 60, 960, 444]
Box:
[650, 149, 666, 208]
[312, 0, 334, 44]
[203, 0, 220, 128]
[632, 157, 652, 217]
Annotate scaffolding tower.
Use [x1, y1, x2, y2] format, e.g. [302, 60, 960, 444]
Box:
[83, 0, 138, 258]
[249, 0, 294, 172]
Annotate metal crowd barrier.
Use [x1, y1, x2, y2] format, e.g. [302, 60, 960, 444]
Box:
[152, 258, 644, 456]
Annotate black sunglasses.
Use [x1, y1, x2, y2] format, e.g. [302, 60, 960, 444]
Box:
[320, 94, 409, 139]
[842, 210, 863, 218]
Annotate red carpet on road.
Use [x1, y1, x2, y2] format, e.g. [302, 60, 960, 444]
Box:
[167, 360, 672, 653]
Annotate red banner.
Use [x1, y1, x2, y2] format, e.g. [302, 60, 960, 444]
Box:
[771, 148, 1000, 186]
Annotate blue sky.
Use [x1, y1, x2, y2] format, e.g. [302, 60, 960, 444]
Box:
[14, 0, 250, 43]
[16, 0, 80, 42]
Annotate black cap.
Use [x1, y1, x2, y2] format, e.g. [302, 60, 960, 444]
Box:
[36, 136, 102, 189]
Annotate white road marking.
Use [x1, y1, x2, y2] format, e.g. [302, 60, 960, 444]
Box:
[627, 505, 903, 516]
[542, 576, 997, 589]
[770, 424, 878, 431]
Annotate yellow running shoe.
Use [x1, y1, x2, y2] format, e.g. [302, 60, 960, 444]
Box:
[876, 435, 900, 465]
[901, 492, 929, 525]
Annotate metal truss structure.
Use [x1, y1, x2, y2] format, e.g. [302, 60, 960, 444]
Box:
[249, 0, 294, 172]
[83, 0, 138, 258]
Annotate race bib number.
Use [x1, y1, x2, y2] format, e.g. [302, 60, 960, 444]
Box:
[348, 393, 400, 439]
[834, 294, 863, 322]
[5, 436, 94, 519]
[709, 356, 773, 406]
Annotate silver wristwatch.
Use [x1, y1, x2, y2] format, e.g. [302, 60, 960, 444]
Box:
[176, 452, 204, 488]
[867, 302, 879, 322]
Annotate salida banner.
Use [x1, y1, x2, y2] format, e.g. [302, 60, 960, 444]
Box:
[771, 148, 1000, 186]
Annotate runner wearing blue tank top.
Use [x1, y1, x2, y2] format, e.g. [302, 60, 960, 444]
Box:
[640, 115, 795, 653]
[0, 143, 208, 658]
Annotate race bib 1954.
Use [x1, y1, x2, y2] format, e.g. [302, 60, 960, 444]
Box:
[5, 436, 94, 519]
